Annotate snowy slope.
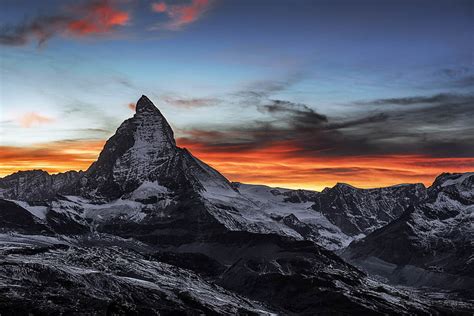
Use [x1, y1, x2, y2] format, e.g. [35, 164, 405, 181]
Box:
[204, 183, 354, 249]
[342, 172, 474, 290]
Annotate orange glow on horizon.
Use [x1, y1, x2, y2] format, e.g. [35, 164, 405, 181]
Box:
[1, 139, 473, 191]
[176, 138, 474, 190]
[0, 140, 105, 177]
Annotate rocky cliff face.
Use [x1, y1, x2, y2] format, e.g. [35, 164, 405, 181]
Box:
[81, 95, 234, 200]
[0, 170, 82, 201]
[342, 172, 474, 290]
[0, 243, 275, 315]
[313, 182, 427, 236]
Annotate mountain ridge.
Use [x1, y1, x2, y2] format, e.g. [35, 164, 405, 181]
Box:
[0, 95, 472, 314]
[342, 172, 474, 291]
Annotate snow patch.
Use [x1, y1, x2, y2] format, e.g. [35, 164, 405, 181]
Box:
[11, 200, 48, 220]
[441, 172, 474, 187]
[130, 181, 169, 200]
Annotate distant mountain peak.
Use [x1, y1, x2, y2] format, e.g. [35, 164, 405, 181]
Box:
[432, 172, 474, 188]
[333, 182, 357, 190]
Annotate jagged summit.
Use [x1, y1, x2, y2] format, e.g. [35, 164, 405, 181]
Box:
[431, 172, 474, 188]
[132, 95, 176, 146]
[136, 95, 165, 116]
[78, 95, 232, 199]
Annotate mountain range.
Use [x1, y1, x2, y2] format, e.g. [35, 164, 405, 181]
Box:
[0, 95, 472, 315]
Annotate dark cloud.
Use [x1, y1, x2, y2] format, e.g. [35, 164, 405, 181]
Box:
[325, 113, 388, 130]
[439, 67, 470, 78]
[452, 75, 474, 88]
[115, 77, 136, 89]
[258, 100, 328, 126]
[159, 72, 306, 110]
[0, 0, 129, 47]
[357, 93, 472, 106]
[437, 67, 474, 88]
[180, 97, 379, 155]
[179, 93, 474, 158]
[0, 16, 71, 46]
[234, 72, 306, 103]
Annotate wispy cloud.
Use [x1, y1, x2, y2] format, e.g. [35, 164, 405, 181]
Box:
[163, 95, 220, 108]
[437, 66, 474, 89]
[67, 0, 130, 36]
[357, 93, 472, 106]
[258, 100, 328, 126]
[151, 0, 213, 30]
[0, 0, 130, 46]
[235, 72, 306, 104]
[127, 102, 136, 111]
[18, 112, 55, 128]
[151, 2, 168, 13]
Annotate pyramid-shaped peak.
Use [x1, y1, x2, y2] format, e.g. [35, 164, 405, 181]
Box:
[136, 95, 161, 114]
[132, 95, 176, 146]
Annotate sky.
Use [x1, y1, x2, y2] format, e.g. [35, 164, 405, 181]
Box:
[0, 0, 473, 190]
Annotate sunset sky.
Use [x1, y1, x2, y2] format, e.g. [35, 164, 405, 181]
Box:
[1, 0, 473, 190]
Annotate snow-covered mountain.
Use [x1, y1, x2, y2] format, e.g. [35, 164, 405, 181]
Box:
[0, 95, 472, 314]
[0, 169, 81, 201]
[81, 95, 235, 200]
[229, 181, 426, 249]
[0, 98, 425, 251]
[314, 182, 427, 235]
[342, 172, 474, 291]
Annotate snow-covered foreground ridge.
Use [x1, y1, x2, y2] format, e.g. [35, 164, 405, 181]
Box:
[0, 95, 473, 314]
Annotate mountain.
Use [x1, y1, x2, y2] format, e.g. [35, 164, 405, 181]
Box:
[0, 170, 81, 201]
[0, 96, 426, 250]
[231, 181, 426, 249]
[342, 172, 474, 291]
[313, 182, 427, 236]
[0, 95, 472, 314]
[81, 95, 235, 200]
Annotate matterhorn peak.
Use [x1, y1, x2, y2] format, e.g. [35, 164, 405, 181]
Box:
[136, 95, 160, 114]
[132, 95, 176, 146]
[80, 95, 234, 199]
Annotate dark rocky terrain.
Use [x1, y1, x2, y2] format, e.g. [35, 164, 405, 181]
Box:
[313, 182, 427, 236]
[0, 95, 472, 315]
[342, 172, 474, 291]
